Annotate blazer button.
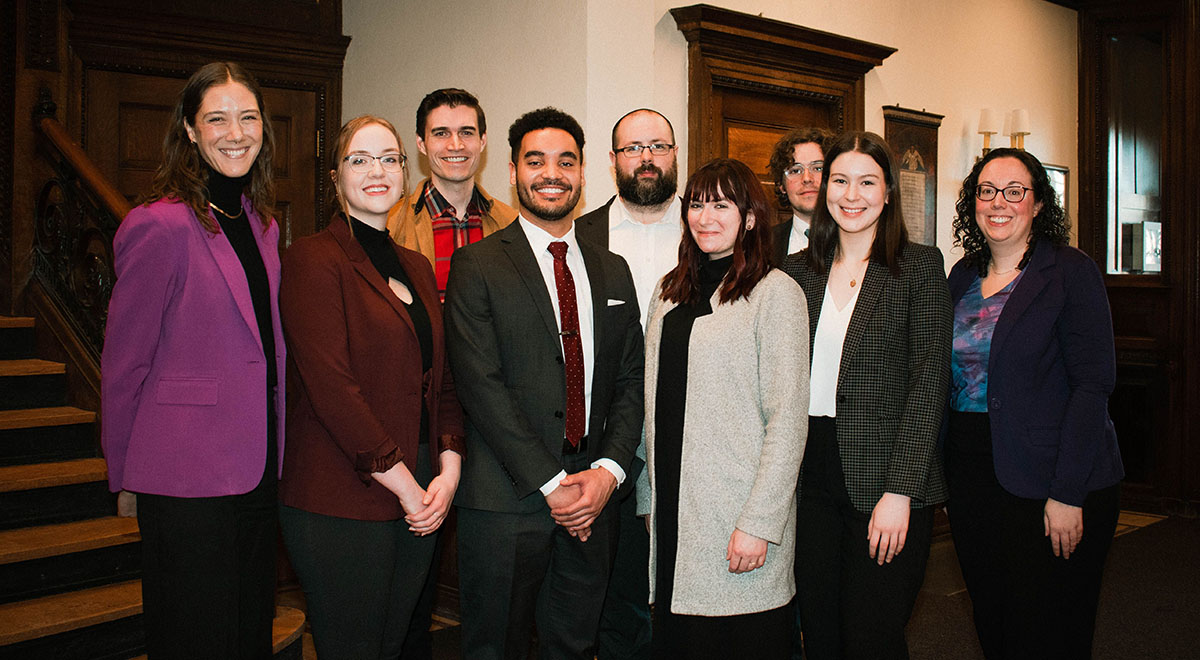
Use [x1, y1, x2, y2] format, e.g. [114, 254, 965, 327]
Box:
[555, 411, 564, 419]
[555, 356, 564, 364]
[837, 394, 846, 404]
[991, 398, 1002, 410]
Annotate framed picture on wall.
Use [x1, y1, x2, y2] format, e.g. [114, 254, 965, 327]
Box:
[1043, 163, 1069, 216]
[883, 105, 943, 246]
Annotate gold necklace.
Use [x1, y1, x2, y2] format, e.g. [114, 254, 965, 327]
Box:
[209, 201, 241, 218]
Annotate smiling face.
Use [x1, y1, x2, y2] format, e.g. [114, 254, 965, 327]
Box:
[185, 81, 263, 178]
[687, 186, 749, 259]
[782, 141, 825, 219]
[825, 150, 888, 240]
[336, 123, 405, 227]
[975, 156, 1042, 254]
[416, 104, 486, 186]
[510, 128, 583, 229]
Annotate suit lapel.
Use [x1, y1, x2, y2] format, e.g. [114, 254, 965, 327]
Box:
[332, 217, 417, 337]
[200, 206, 262, 348]
[839, 259, 887, 387]
[991, 240, 1054, 366]
[499, 223, 561, 340]
[578, 239, 607, 363]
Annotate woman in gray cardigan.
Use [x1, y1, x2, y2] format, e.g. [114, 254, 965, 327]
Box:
[637, 158, 809, 659]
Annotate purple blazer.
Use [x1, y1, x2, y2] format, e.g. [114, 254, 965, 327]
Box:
[948, 240, 1124, 506]
[101, 197, 286, 497]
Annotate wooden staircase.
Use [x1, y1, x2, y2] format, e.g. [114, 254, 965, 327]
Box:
[0, 316, 305, 659]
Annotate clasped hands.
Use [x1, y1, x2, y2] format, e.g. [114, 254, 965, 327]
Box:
[546, 467, 618, 542]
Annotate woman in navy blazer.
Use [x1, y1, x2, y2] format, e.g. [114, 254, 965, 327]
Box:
[946, 148, 1124, 660]
[101, 62, 284, 659]
[278, 116, 464, 659]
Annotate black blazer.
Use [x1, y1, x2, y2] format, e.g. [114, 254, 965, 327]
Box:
[574, 196, 616, 249]
[771, 219, 793, 267]
[782, 243, 951, 513]
[444, 220, 645, 514]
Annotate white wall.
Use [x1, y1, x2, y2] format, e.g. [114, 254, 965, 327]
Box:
[343, 0, 1078, 264]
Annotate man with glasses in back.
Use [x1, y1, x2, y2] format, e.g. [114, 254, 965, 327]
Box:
[388, 88, 517, 300]
[766, 127, 834, 266]
[575, 108, 683, 660]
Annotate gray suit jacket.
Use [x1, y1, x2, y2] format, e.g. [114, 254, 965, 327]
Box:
[445, 220, 645, 513]
[782, 243, 951, 513]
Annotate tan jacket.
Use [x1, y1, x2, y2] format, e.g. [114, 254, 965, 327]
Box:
[385, 178, 518, 267]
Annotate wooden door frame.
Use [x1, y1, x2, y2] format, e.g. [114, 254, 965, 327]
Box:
[669, 4, 894, 175]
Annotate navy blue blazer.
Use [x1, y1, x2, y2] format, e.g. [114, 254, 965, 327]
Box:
[947, 241, 1124, 506]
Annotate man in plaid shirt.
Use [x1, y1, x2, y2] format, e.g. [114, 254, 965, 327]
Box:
[388, 88, 518, 299]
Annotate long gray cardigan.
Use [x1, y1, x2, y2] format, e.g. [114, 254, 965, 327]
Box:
[637, 269, 809, 616]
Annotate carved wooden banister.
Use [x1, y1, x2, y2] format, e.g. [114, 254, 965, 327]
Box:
[36, 115, 132, 221]
[31, 89, 126, 361]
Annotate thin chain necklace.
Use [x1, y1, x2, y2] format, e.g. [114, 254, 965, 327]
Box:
[990, 264, 1020, 276]
[209, 201, 242, 218]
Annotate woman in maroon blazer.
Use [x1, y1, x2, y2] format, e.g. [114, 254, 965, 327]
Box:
[278, 115, 465, 659]
[101, 62, 285, 659]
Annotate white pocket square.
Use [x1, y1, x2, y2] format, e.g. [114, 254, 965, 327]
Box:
[607, 298, 626, 306]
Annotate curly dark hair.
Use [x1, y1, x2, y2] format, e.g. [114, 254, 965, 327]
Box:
[142, 62, 275, 234]
[508, 107, 584, 163]
[659, 158, 774, 305]
[767, 126, 834, 209]
[952, 148, 1069, 276]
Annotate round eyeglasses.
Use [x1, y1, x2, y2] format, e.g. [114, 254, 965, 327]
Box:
[614, 143, 675, 158]
[783, 161, 824, 179]
[343, 153, 407, 173]
[976, 184, 1033, 203]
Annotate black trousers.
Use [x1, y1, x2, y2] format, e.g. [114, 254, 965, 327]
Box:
[456, 450, 619, 660]
[653, 601, 792, 660]
[279, 444, 437, 660]
[597, 480, 652, 660]
[945, 411, 1120, 660]
[137, 469, 277, 660]
[794, 416, 934, 660]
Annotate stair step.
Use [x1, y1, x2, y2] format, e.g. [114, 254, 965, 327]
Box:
[0, 458, 108, 493]
[0, 516, 139, 565]
[0, 318, 35, 361]
[0, 579, 140, 646]
[0, 360, 67, 411]
[0, 407, 97, 467]
[125, 606, 306, 659]
[0, 459, 114, 530]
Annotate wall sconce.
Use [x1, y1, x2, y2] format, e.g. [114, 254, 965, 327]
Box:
[978, 108, 1032, 156]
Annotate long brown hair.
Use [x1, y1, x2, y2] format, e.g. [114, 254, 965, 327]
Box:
[660, 158, 774, 305]
[328, 115, 409, 219]
[141, 62, 276, 233]
[805, 131, 907, 275]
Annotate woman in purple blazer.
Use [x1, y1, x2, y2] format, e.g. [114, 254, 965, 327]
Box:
[101, 62, 284, 660]
[946, 148, 1124, 660]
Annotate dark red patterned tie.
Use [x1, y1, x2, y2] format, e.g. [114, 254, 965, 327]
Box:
[548, 241, 585, 447]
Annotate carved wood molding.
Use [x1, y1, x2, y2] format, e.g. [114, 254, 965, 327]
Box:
[671, 4, 894, 173]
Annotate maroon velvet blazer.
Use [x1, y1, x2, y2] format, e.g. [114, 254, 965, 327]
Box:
[278, 215, 464, 521]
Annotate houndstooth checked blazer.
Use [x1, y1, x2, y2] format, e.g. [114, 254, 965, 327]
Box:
[782, 242, 951, 514]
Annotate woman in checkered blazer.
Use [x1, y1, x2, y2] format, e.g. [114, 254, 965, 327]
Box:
[782, 131, 951, 660]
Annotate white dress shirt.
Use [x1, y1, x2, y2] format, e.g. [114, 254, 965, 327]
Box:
[517, 216, 625, 493]
[607, 197, 683, 330]
[809, 282, 859, 417]
[788, 214, 811, 255]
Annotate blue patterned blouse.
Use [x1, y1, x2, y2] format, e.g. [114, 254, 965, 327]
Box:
[950, 272, 1023, 412]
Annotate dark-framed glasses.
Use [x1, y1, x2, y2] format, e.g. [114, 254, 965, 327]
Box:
[783, 161, 824, 178]
[344, 153, 407, 173]
[976, 184, 1032, 203]
[614, 143, 675, 158]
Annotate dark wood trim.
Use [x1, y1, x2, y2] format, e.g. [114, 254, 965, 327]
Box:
[1, 0, 15, 313]
[36, 111, 130, 222]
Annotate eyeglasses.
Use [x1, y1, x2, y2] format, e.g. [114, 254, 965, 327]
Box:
[614, 143, 675, 158]
[343, 153, 407, 173]
[976, 184, 1033, 203]
[783, 161, 824, 179]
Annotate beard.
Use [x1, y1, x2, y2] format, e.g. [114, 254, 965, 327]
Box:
[616, 161, 678, 207]
[516, 178, 583, 223]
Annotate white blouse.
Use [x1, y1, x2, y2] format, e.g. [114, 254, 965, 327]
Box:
[809, 282, 859, 417]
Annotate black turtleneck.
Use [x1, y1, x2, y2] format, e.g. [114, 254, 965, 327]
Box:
[652, 253, 733, 605]
[204, 165, 278, 471]
[349, 216, 434, 443]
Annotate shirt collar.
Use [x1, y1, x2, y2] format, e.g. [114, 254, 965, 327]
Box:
[608, 196, 682, 230]
[518, 215, 580, 257]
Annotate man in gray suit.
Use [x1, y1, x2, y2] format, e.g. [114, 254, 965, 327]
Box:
[574, 107, 681, 660]
[445, 107, 644, 660]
